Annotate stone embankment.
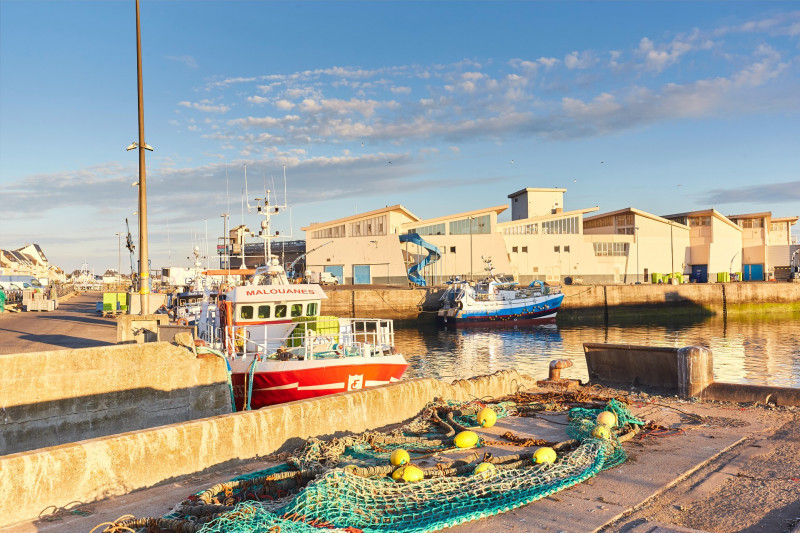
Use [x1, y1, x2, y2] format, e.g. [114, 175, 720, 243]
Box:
[320, 281, 800, 321]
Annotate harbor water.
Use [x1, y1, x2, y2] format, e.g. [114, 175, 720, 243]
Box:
[397, 313, 800, 388]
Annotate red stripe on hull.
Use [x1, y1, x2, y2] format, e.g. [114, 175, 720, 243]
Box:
[231, 361, 407, 409]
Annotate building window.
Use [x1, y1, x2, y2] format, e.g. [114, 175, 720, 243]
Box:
[554, 246, 560, 252]
[522, 246, 528, 253]
[533, 267, 539, 272]
[313, 224, 346, 239]
[408, 222, 446, 236]
[542, 216, 579, 235]
[738, 219, 763, 229]
[564, 246, 570, 252]
[449, 215, 491, 235]
[450, 246, 456, 253]
[593, 242, 629, 256]
[689, 216, 711, 227]
[512, 246, 518, 253]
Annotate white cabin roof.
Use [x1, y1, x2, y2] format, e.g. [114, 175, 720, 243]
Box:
[228, 284, 328, 303]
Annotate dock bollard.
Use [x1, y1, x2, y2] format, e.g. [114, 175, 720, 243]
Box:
[537, 359, 581, 390]
[677, 346, 714, 399]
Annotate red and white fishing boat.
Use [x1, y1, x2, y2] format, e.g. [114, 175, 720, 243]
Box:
[198, 182, 407, 409]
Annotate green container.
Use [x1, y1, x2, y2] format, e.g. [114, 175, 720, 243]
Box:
[102, 292, 116, 311]
[717, 272, 730, 283]
[651, 273, 661, 284]
[288, 316, 340, 347]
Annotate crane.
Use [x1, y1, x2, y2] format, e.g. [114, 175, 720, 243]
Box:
[125, 217, 137, 290]
[287, 241, 333, 281]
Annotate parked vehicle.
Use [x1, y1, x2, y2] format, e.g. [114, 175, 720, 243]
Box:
[304, 270, 339, 285]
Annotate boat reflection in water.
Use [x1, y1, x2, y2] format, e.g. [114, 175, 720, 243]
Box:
[396, 313, 800, 388]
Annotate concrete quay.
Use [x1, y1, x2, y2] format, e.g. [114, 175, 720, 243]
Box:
[320, 282, 800, 321]
[2, 378, 799, 533]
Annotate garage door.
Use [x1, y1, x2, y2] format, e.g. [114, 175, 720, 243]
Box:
[743, 264, 764, 281]
[353, 265, 371, 285]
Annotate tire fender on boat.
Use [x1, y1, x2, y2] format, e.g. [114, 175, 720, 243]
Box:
[177, 317, 189, 326]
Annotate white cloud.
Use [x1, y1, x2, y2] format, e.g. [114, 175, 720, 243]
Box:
[165, 55, 198, 69]
[247, 96, 270, 104]
[178, 100, 230, 113]
[564, 51, 596, 70]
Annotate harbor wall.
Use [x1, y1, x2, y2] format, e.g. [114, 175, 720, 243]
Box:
[0, 370, 535, 529]
[0, 342, 231, 456]
[320, 282, 800, 321]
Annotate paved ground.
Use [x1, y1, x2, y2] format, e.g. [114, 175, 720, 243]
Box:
[0, 292, 117, 354]
[4, 393, 799, 533]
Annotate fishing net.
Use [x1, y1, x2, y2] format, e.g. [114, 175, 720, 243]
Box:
[99, 393, 643, 533]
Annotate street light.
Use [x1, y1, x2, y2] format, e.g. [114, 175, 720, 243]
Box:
[130, 0, 151, 315]
[635, 226, 640, 283]
[469, 216, 474, 280]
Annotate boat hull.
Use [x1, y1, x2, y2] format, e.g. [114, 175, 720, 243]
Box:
[230, 354, 407, 409]
[438, 294, 564, 328]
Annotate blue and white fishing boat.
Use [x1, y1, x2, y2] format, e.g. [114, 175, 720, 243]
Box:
[437, 259, 564, 327]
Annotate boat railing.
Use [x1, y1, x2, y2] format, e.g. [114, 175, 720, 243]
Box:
[205, 317, 395, 361]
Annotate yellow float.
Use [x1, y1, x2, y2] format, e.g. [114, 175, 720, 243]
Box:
[476, 407, 497, 428]
[390, 449, 410, 466]
[596, 410, 617, 428]
[391, 464, 424, 483]
[454, 430, 479, 448]
[532, 446, 557, 464]
[473, 462, 496, 478]
[591, 424, 611, 439]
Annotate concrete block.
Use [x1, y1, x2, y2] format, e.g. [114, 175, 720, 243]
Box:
[117, 313, 169, 343]
[0, 370, 536, 528]
[0, 342, 231, 456]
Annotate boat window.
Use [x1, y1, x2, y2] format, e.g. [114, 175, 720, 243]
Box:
[240, 305, 254, 320]
[257, 305, 271, 319]
[291, 304, 303, 317]
[275, 305, 287, 318]
[306, 302, 317, 316]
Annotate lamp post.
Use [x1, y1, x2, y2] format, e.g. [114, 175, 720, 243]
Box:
[221, 213, 229, 282]
[129, 0, 152, 315]
[635, 226, 640, 283]
[469, 216, 474, 280]
[115, 232, 121, 290]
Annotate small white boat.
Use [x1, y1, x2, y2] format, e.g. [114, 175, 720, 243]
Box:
[437, 259, 564, 327]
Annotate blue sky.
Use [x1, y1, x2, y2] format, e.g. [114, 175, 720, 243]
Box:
[1, 1, 799, 273]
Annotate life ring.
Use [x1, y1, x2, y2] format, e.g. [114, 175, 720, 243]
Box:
[177, 317, 189, 326]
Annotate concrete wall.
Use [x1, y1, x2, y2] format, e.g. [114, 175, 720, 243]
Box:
[0, 370, 536, 528]
[0, 342, 231, 456]
[319, 282, 800, 320]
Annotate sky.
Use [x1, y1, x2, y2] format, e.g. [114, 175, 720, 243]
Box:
[1, 1, 799, 274]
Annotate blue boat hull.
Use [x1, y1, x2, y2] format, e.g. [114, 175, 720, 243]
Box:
[437, 294, 564, 327]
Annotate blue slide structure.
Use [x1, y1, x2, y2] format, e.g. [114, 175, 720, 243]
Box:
[399, 233, 441, 287]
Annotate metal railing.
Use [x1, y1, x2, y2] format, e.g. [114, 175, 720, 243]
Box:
[203, 317, 395, 361]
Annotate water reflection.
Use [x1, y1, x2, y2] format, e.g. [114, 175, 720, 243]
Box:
[396, 314, 800, 388]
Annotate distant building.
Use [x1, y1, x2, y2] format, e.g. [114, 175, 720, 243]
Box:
[301, 187, 798, 286]
[726, 212, 799, 281]
[661, 210, 742, 283]
[0, 243, 60, 283]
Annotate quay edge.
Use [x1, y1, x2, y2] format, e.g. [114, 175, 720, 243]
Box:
[319, 282, 800, 321]
[0, 369, 537, 529]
